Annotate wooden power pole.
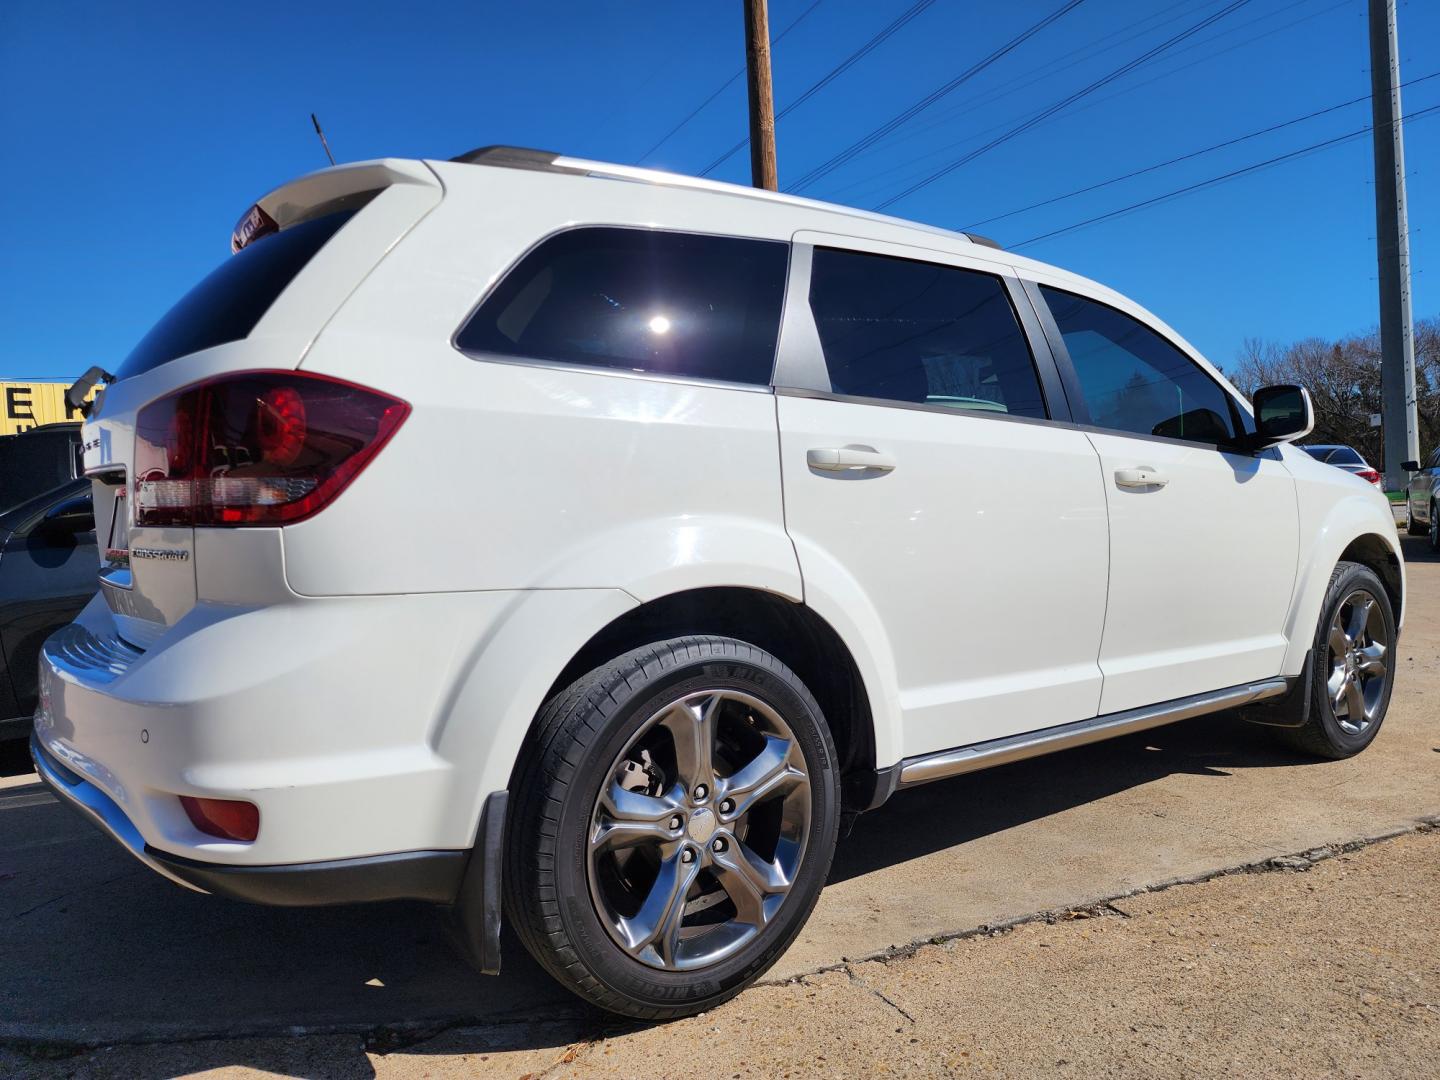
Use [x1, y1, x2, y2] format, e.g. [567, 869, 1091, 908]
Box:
[743, 0, 778, 191]
[1368, 0, 1419, 489]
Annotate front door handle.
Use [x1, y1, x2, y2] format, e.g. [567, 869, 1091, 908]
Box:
[1114, 466, 1168, 489]
[807, 446, 896, 473]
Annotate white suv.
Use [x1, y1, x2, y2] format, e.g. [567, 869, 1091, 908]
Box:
[33, 148, 1404, 1019]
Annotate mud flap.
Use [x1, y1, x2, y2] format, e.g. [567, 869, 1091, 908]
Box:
[1238, 651, 1313, 729]
[447, 790, 508, 975]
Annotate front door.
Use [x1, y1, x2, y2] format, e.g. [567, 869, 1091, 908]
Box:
[775, 237, 1110, 759]
[1034, 284, 1300, 715]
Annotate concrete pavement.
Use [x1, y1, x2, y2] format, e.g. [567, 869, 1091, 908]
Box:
[0, 534, 1436, 1074]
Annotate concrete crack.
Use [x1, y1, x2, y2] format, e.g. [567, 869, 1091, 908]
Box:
[845, 965, 916, 1024]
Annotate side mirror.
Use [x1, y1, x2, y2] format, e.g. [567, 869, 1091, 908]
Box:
[1402, 460, 1420, 472]
[1247, 384, 1314, 450]
[39, 493, 94, 537]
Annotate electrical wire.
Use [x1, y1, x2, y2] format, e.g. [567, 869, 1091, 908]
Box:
[784, 0, 1089, 195]
[698, 0, 940, 178]
[965, 69, 1440, 231]
[1009, 100, 1440, 249]
[872, 0, 1257, 211]
[823, 0, 1339, 203]
[638, 0, 827, 164]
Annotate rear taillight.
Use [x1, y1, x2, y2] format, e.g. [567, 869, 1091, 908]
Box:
[1356, 468, 1382, 485]
[133, 371, 408, 527]
[180, 796, 260, 841]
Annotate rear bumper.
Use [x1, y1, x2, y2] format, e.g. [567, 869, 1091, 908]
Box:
[32, 728, 495, 908]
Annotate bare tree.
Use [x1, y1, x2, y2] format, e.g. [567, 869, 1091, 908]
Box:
[1230, 315, 1439, 470]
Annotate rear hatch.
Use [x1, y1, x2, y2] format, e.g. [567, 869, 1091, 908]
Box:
[82, 159, 442, 648]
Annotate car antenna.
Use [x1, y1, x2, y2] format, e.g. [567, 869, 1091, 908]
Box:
[311, 112, 337, 166]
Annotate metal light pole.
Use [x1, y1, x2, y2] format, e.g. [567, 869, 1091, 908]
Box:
[1368, 0, 1419, 490]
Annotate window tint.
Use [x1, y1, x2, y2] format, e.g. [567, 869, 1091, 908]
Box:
[1325, 446, 1364, 466]
[807, 248, 1047, 418]
[1302, 446, 1331, 461]
[117, 210, 357, 381]
[457, 228, 788, 386]
[1041, 287, 1236, 444]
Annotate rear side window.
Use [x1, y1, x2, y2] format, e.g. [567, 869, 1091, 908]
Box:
[1040, 287, 1237, 444]
[457, 228, 788, 386]
[116, 210, 357, 381]
[806, 248, 1047, 419]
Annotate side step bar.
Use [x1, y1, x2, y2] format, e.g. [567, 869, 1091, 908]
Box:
[895, 677, 1291, 789]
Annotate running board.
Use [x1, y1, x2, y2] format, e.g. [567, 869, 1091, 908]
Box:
[895, 677, 1291, 789]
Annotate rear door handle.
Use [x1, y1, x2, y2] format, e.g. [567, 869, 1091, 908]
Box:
[807, 446, 896, 473]
[1114, 466, 1168, 488]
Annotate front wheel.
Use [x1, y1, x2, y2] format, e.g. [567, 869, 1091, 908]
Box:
[1276, 561, 1396, 759]
[1404, 495, 1426, 536]
[505, 636, 840, 1019]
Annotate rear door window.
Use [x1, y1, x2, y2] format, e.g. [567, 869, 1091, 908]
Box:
[806, 248, 1048, 419]
[457, 227, 789, 386]
[117, 210, 358, 380]
[1040, 286, 1237, 445]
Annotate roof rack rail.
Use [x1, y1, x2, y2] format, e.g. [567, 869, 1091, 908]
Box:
[450, 145, 579, 172]
[446, 145, 1000, 251]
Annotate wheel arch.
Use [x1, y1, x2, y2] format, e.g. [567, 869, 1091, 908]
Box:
[1283, 494, 1406, 674]
[525, 586, 886, 812]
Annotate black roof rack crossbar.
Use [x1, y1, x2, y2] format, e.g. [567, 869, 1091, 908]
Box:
[449, 145, 578, 171]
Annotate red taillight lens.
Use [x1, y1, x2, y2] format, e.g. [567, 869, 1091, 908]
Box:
[134, 371, 408, 527]
[1357, 469, 1382, 485]
[180, 795, 260, 842]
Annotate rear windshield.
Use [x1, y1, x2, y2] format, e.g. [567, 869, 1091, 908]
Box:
[1324, 446, 1364, 466]
[115, 210, 356, 380]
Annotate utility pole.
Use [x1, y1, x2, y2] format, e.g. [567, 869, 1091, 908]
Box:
[743, 0, 778, 191]
[1368, 0, 1419, 490]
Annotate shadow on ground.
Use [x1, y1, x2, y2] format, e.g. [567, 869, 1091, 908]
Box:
[0, 708, 1320, 1079]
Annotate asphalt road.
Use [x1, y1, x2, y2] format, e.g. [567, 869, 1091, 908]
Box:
[1, 533, 1436, 1074]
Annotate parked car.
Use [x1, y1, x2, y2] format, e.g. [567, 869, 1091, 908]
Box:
[0, 478, 95, 739]
[0, 422, 83, 515]
[1402, 450, 1439, 548]
[1300, 444, 1382, 486]
[31, 148, 1404, 1019]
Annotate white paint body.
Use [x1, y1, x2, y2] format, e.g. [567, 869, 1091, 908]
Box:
[36, 155, 1403, 872]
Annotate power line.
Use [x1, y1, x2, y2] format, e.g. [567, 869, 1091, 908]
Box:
[699, 0, 940, 178]
[873, 0, 1256, 211]
[965, 69, 1440, 231]
[824, 0, 1338, 204]
[1009, 100, 1440, 248]
[638, 0, 826, 164]
[785, 0, 1089, 195]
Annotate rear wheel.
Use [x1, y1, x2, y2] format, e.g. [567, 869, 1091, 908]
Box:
[1276, 562, 1395, 759]
[505, 636, 840, 1019]
[1430, 501, 1440, 551]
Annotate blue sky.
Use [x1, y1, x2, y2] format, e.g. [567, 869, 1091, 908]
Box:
[2, 0, 1436, 382]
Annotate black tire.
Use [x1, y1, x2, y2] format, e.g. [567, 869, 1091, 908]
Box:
[505, 636, 841, 1019]
[1404, 495, 1426, 536]
[1430, 501, 1440, 552]
[1275, 561, 1396, 760]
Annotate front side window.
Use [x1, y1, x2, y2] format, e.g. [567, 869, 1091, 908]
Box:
[456, 228, 788, 386]
[1040, 286, 1237, 444]
[806, 248, 1048, 419]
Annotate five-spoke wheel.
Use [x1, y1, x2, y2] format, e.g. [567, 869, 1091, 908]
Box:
[588, 689, 811, 970]
[1324, 589, 1388, 736]
[504, 636, 840, 1019]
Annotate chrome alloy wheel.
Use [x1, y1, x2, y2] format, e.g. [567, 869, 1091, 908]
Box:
[1325, 588, 1389, 736]
[586, 689, 811, 971]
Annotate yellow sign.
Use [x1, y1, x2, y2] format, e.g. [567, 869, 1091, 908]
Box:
[1, 381, 99, 436]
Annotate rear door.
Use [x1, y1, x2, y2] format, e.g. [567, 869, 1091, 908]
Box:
[1031, 283, 1300, 715]
[775, 234, 1109, 758]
